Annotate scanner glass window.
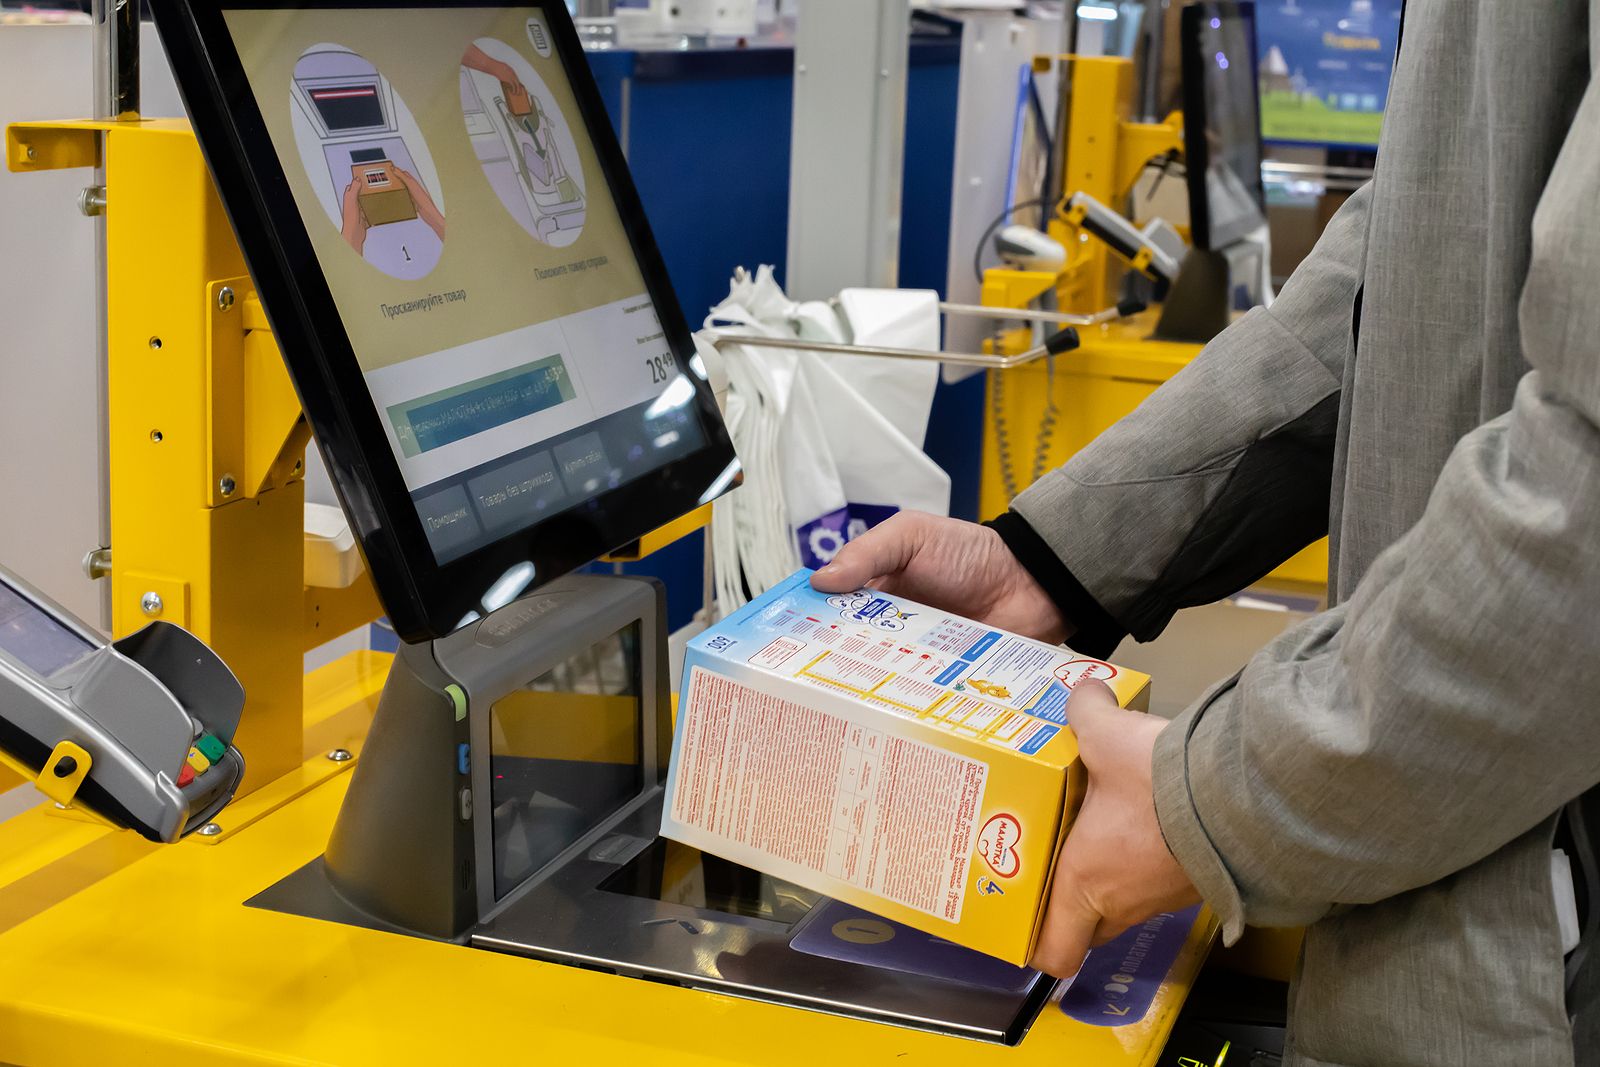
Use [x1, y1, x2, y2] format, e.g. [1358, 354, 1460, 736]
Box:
[597, 838, 820, 928]
[488, 623, 643, 899]
[0, 582, 94, 678]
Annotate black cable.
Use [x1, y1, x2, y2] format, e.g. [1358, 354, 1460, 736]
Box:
[971, 195, 1058, 284]
[1143, 149, 1186, 207]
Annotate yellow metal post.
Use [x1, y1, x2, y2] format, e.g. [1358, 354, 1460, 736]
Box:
[104, 123, 309, 794]
[9, 120, 318, 794]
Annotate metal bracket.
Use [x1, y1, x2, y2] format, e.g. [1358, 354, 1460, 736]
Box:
[1115, 115, 1185, 203]
[204, 281, 310, 504]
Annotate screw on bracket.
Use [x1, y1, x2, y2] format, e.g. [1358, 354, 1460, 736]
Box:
[216, 286, 236, 312]
[219, 474, 237, 498]
[140, 591, 163, 616]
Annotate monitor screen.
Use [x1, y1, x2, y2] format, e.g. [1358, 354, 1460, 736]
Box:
[1005, 66, 1052, 229]
[1255, 0, 1402, 150]
[0, 581, 95, 679]
[1182, 2, 1268, 251]
[154, 0, 739, 640]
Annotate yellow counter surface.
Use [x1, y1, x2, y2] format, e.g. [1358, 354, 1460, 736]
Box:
[0, 659, 1215, 1066]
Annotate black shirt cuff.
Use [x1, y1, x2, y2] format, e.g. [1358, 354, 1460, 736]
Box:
[985, 511, 1129, 659]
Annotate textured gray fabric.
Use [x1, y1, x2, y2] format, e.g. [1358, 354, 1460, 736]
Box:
[1011, 1, 1600, 1063]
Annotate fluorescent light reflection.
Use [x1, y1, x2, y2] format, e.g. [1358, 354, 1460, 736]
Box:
[646, 374, 696, 419]
[481, 561, 537, 613]
[697, 459, 743, 504]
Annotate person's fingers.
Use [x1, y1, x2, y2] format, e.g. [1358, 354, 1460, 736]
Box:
[810, 514, 925, 592]
[1090, 917, 1131, 949]
[1029, 888, 1100, 979]
[1063, 678, 1121, 748]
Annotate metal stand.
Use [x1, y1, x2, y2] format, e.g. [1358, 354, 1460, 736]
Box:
[86, 0, 141, 627]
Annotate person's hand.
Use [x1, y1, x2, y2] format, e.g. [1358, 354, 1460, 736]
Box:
[461, 44, 524, 97]
[391, 166, 421, 195]
[1029, 680, 1201, 978]
[392, 167, 447, 240]
[501, 71, 529, 102]
[339, 179, 368, 254]
[810, 511, 1070, 643]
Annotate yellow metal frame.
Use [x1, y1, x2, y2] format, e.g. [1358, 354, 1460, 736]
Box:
[8, 118, 380, 794]
[602, 503, 712, 562]
[0, 114, 1223, 1065]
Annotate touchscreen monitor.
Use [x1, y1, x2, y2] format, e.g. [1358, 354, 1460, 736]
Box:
[152, 0, 739, 640]
[1005, 66, 1052, 230]
[1182, 2, 1268, 251]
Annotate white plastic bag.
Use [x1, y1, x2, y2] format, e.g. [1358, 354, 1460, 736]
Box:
[702, 267, 950, 614]
[830, 288, 942, 448]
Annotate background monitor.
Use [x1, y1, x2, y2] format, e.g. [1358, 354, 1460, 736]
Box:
[152, 0, 739, 642]
[1255, 0, 1402, 151]
[1181, 1, 1268, 251]
[1004, 65, 1052, 229]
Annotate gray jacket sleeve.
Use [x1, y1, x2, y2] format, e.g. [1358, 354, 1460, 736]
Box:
[1012, 183, 1372, 643]
[1154, 79, 1600, 939]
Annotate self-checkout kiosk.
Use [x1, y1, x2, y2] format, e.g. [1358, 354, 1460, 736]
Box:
[0, 2, 1228, 1063]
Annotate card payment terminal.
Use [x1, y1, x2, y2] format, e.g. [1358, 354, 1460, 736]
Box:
[0, 566, 245, 842]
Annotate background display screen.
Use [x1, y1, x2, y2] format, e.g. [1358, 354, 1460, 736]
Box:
[1256, 0, 1402, 149]
[223, 7, 710, 563]
[1188, 4, 1267, 249]
[0, 582, 94, 679]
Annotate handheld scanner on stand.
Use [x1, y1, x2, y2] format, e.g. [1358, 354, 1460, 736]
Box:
[1064, 192, 1185, 296]
[0, 567, 245, 842]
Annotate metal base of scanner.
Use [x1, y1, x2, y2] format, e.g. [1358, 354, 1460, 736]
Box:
[248, 575, 1053, 1045]
[254, 791, 1053, 1044]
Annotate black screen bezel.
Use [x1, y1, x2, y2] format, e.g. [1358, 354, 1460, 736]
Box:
[150, 0, 739, 642]
[1181, 1, 1268, 251]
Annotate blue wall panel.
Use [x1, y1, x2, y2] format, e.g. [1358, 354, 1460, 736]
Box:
[579, 40, 972, 631]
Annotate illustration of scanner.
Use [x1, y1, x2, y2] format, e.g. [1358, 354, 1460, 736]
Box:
[290, 45, 444, 278]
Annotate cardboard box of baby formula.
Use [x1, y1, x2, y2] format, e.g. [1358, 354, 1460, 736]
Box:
[660, 569, 1151, 966]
